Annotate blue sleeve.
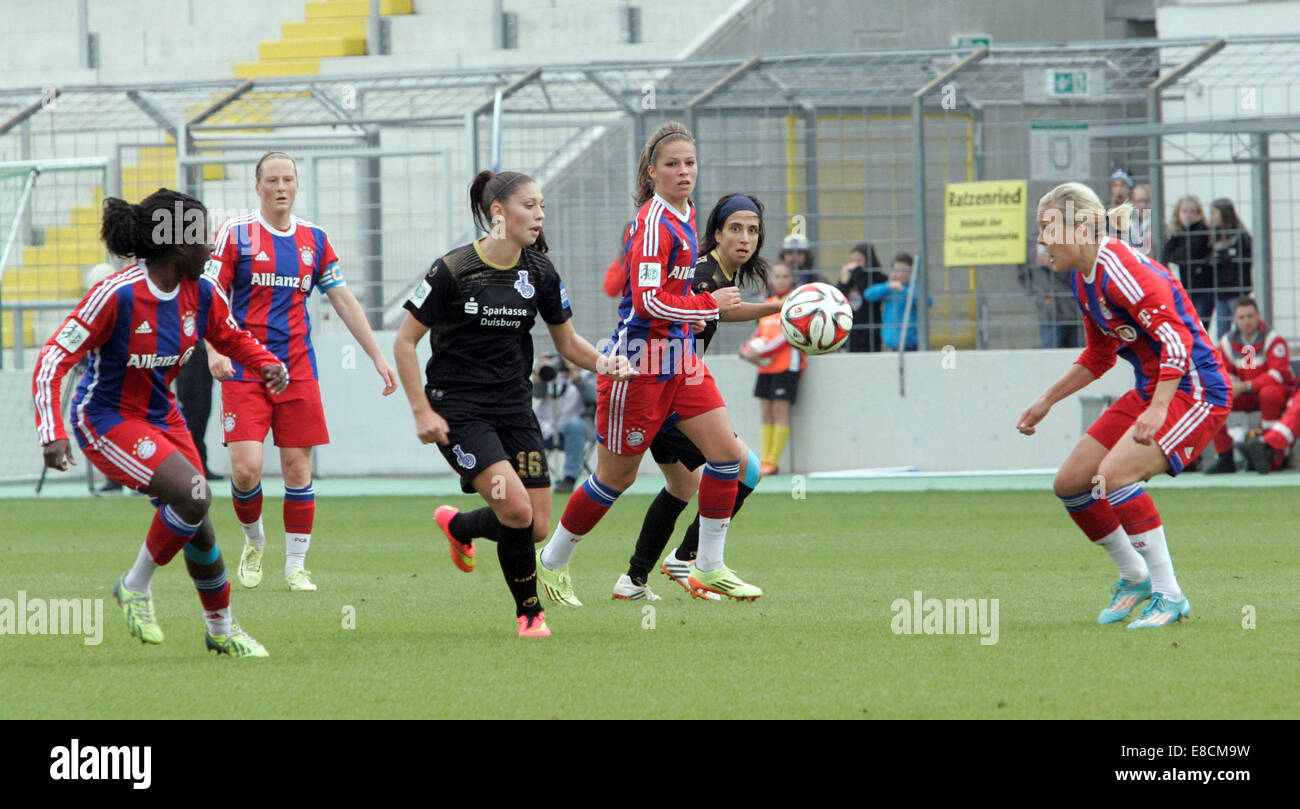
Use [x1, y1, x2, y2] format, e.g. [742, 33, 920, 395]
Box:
[863, 282, 890, 302]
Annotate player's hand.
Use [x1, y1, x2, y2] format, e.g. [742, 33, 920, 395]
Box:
[690, 320, 708, 334]
[209, 352, 235, 381]
[1017, 396, 1051, 435]
[42, 439, 76, 471]
[739, 343, 759, 361]
[374, 358, 399, 396]
[261, 363, 289, 395]
[415, 410, 450, 445]
[1132, 404, 1167, 445]
[596, 353, 638, 382]
[712, 286, 742, 313]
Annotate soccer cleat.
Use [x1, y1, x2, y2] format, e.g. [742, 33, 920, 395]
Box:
[517, 611, 552, 637]
[611, 574, 663, 602]
[535, 549, 582, 607]
[205, 622, 270, 657]
[688, 565, 763, 601]
[1127, 593, 1191, 628]
[1243, 436, 1274, 475]
[435, 505, 474, 573]
[114, 577, 164, 644]
[285, 568, 317, 592]
[237, 542, 264, 588]
[660, 554, 722, 601]
[759, 461, 778, 476]
[1097, 577, 1152, 624]
[1204, 452, 1236, 474]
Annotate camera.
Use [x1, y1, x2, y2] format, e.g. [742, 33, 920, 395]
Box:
[537, 354, 565, 384]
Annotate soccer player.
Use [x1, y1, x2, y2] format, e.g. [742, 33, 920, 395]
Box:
[741, 260, 800, 476]
[1205, 296, 1293, 473]
[395, 169, 633, 637]
[207, 151, 398, 593]
[1018, 182, 1232, 628]
[34, 189, 288, 657]
[535, 121, 763, 605]
[618, 193, 778, 601]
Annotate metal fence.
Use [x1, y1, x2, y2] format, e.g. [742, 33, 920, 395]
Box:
[2, 35, 1299, 365]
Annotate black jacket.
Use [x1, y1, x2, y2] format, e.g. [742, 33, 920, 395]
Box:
[1211, 229, 1252, 294]
[1161, 220, 1213, 293]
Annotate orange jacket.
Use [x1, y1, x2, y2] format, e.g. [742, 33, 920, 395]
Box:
[746, 295, 802, 374]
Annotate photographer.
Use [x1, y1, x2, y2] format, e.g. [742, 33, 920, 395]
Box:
[533, 354, 592, 493]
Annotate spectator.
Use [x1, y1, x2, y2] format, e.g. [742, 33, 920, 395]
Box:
[532, 354, 593, 493]
[1160, 195, 1214, 331]
[780, 233, 823, 285]
[602, 222, 634, 298]
[837, 242, 888, 352]
[1209, 198, 1253, 338]
[739, 262, 800, 475]
[1108, 168, 1134, 207]
[1244, 383, 1300, 474]
[1126, 183, 1153, 255]
[863, 253, 930, 351]
[1019, 243, 1080, 349]
[1207, 296, 1293, 474]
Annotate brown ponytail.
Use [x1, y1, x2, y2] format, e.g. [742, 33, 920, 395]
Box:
[634, 121, 695, 207]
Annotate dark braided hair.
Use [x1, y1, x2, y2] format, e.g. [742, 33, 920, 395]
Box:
[101, 188, 207, 260]
[469, 169, 547, 253]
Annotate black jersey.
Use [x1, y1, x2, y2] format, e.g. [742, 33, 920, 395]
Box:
[690, 250, 737, 356]
[403, 241, 571, 412]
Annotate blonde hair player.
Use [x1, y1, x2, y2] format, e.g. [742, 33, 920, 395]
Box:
[1017, 182, 1232, 628]
[207, 151, 398, 593]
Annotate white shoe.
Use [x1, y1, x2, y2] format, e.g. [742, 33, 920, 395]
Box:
[660, 554, 721, 601]
[285, 568, 317, 592]
[237, 543, 263, 589]
[611, 573, 662, 601]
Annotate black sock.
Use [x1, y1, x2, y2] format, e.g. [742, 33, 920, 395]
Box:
[449, 507, 502, 542]
[627, 487, 689, 585]
[498, 522, 541, 618]
[677, 481, 753, 561]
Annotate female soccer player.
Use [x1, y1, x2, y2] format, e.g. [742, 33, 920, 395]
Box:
[741, 260, 801, 475]
[1017, 182, 1231, 628]
[618, 193, 778, 601]
[535, 121, 762, 605]
[207, 151, 397, 593]
[395, 169, 633, 637]
[34, 189, 288, 657]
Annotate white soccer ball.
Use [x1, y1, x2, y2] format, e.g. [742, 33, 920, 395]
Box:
[779, 282, 853, 355]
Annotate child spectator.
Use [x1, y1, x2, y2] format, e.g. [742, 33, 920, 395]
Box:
[740, 262, 800, 475]
[864, 253, 930, 351]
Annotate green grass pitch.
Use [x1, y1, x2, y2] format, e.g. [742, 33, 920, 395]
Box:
[1, 489, 1295, 719]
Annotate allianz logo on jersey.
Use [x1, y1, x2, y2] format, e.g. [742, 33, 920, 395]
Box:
[250, 271, 311, 293]
[668, 264, 693, 281]
[126, 346, 195, 369]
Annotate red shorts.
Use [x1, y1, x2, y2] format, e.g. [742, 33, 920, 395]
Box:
[597, 364, 726, 456]
[77, 412, 203, 493]
[220, 379, 330, 448]
[1086, 389, 1230, 475]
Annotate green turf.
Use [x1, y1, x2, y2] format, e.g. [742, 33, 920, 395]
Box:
[0, 489, 1295, 719]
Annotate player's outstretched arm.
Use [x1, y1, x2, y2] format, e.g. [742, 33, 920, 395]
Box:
[546, 320, 636, 382]
[1017, 364, 1098, 436]
[325, 285, 398, 395]
[720, 298, 782, 322]
[393, 313, 448, 444]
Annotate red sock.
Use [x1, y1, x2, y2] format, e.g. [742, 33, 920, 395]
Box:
[559, 476, 619, 535]
[145, 505, 201, 565]
[1111, 492, 1162, 535]
[1058, 492, 1120, 541]
[231, 483, 263, 525]
[283, 484, 315, 535]
[196, 580, 230, 612]
[698, 472, 739, 520]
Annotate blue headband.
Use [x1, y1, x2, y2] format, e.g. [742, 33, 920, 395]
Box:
[714, 195, 760, 225]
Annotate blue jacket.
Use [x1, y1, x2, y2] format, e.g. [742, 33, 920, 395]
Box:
[863, 281, 931, 350]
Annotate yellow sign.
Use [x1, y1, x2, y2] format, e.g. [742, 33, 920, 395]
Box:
[943, 180, 1027, 266]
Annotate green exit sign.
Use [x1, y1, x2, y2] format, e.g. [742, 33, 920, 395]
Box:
[1049, 70, 1089, 97]
[953, 34, 991, 48]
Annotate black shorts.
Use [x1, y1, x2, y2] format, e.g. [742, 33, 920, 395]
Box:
[754, 371, 801, 404]
[435, 405, 551, 494]
[649, 425, 707, 471]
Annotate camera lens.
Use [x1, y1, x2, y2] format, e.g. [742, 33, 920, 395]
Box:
[538, 364, 557, 382]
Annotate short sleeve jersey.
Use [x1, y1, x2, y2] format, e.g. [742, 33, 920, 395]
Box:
[403, 241, 571, 413]
[210, 212, 346, 381]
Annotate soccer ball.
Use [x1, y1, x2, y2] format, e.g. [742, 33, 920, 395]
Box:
[779, 282, 853, 354]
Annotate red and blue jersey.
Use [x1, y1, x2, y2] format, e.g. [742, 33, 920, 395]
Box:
[1072, 238, 1231, 407]
[607, 194, 719, 380]
[34, 263, 282, 446]
[210, 212, 345, 381]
